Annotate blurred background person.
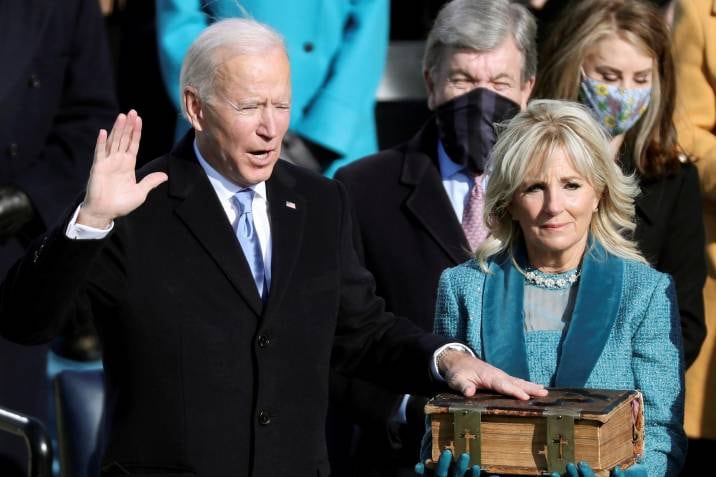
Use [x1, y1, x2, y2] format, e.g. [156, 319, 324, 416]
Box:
[534, 0, 706, 369]
[533, 0, 678, 52]
[0, 0, 117, 474]
[377, 0, 549, 153]
[156, 0, 388, 176]
[102, 0, 177, 167]
[671, 0, 716, 473]
[333, 1, 536, 475]
[423, 99, 685, 477]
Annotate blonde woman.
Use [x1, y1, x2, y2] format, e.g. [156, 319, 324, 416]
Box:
[534, 0, 706, 371]
[420, 100, 685, 477]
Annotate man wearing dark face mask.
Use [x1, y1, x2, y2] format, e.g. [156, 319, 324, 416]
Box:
[331, 1, 536, 475]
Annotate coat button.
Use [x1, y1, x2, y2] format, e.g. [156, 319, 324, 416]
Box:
[303, 42, 314, 53]
[257, 334, 271, 348]
[7, 143, 18, 157]
[258, 410, 271, 425]
[28, 74, 40, 88]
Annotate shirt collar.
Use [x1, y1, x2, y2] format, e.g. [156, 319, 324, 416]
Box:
[437, 140, 465, 180]
[193, 139, 267, 202]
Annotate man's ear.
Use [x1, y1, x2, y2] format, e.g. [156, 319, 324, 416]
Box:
[183, 86, 205, 132]
[424, 69, 436, 111]
[519, 76, 536, 110]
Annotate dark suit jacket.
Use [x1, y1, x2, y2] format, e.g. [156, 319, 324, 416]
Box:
[630, 159, 706, 368]
[0, 1, 116, 472]
[0, 0, 117, 265]
[0, 133, 451, 477]
[333, 121, 471, 474]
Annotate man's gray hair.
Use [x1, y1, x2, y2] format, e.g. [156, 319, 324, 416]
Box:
[179, 18, 286, 119]
[423, 0, 537, 84]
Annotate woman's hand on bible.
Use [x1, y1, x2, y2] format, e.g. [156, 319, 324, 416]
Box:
[415, 450, 483, 477]
[550, 462, 647, 477]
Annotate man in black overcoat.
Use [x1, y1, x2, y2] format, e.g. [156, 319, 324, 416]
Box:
[0, 17, 545, 477]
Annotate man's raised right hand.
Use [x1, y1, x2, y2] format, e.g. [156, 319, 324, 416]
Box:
[77, 110, 168, 229]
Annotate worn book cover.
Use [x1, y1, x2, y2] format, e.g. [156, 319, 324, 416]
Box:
[425, 388, 644, 476]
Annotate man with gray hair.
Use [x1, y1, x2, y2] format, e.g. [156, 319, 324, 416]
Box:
[333, 0, 537, 474]
[0, 16, 545, 477]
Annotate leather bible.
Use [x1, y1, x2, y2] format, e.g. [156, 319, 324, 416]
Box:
[424, 388, 644, 476]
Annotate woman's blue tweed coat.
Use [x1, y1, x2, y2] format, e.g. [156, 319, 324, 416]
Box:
[426, 250, 686, 476]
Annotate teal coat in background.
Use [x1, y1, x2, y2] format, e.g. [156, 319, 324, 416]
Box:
[156, 0, 388, 174]
[425, 242, 686, 477]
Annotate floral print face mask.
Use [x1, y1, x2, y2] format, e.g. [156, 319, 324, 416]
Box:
[578, 74, 651, 136]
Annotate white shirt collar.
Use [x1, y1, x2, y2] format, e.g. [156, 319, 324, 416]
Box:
[193, 139, 267, 202]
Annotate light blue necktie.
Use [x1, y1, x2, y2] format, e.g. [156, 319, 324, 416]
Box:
[233, 189, 267, 299]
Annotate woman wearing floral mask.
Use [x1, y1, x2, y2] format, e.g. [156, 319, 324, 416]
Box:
[534, 0, 706, 372]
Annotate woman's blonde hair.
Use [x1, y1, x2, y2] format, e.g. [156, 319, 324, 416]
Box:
[534, 0, 681, 179]
[476, 99, 646, 270]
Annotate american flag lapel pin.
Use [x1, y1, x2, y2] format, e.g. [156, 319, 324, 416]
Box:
[285, 201, 296, 209]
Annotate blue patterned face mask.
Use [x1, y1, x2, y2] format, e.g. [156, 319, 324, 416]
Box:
[578, 75, 651, 136]
[435, 87, 520, 175]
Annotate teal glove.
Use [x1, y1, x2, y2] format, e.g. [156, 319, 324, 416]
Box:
[566, 462, 594, 477]
[415, 450, 482, 477]
[550, 462, 647, 477]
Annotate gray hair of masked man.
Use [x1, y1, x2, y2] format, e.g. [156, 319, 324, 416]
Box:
[423, 0, 537, 111]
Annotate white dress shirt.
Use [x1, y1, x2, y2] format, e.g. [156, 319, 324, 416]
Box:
[193, 141, 272, 289]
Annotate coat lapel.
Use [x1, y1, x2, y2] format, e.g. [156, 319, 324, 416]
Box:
[554, 241, 623, 387]
[481, 251, 530, 379]
[402, 121, 472, 265]
[634, 180, 663, 228]
[619, 151, 661, 228]
[262, 162, 305, 318]
[480, 240, 623, 387]
[169, 134, 263, 316]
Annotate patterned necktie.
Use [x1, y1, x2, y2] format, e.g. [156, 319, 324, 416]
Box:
[233, 189, 267, 299]
[462, 174, 490, 251]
